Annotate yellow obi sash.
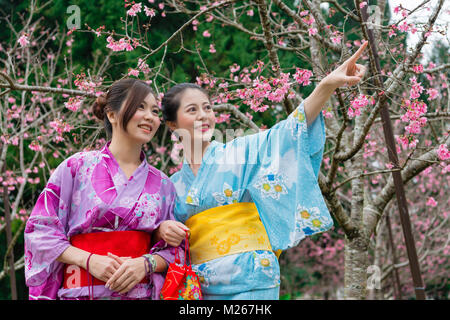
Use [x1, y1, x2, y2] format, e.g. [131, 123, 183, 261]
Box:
[185, 202, 281, 265]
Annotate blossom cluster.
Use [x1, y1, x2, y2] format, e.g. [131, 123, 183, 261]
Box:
[18, 34, 29, 47]
[48, 118, 74, 143]
[128, 58, 151, 77]
[125, 1, 157, 17]
[74, 73, 101, 94]
[348, 94, 372, 118]
[400, 99, 427, 135]
[106, 36, 137, 52]
[64, 97, 83, 112]
[236, 73, 291, 112]
[396, 76, 432, 150]
[437, 144, 450, 161]
[293, 68, 313, 86]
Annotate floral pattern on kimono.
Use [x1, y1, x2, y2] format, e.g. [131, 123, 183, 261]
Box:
[24, 143, 178, 300]
[170, 101, 333, 297]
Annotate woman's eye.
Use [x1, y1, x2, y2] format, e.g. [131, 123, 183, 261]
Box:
[205, 105, 212, 110]
[152, 109, 159, 115]
[138, 104, 145, 109]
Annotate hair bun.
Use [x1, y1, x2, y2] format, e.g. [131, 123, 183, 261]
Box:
[92, 93, 107, 120]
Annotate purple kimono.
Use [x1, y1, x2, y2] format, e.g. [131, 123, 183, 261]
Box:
[24, 142, 177, 300]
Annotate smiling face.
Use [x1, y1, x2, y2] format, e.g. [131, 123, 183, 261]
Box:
[107, 93, 161, 145]
[166, 88, 216, 144]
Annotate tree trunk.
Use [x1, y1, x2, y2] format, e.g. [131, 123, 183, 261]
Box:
[345, 87, 369, 299]
[344, 235, 369, 299]
[368, 219, 384, 300]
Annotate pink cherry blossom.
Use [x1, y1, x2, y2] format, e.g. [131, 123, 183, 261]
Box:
[230, 63, 240, 73]
[396, 134, 418, 150]
[388, 28, 397, 38]
[28, 140, 43, 152]
[404, 117, 426, 134]
[413, 64, 424, 73]
[137, 58, 150, 74]
[348, 94, 370, 118]
[144, 6, 156, 17]
[302, 15, 315, 26]
[128, 68, 140, 77]
[426, 197, 437, 207]
[209, 44, 216, 53]
[331, 36, 342, 44]
[437, 144, 450, 161]
[49, 118, 73, 135]
[216, 113, 231, 124]
[64, 97, 82, 112]
[398, 21, 410, 33]
[127, 2, 142, 16]
[409, 76, 424, 99]
[202, 30, 211, 37]
[400, 99, 427, 123]
[426, 88, 438, 100]
[18, 34, 29, 47]
[106, 36, 134, 52]
[156, 146, 167, 154]
[308, 28, 318, 36]
[293, 68, 313, 86]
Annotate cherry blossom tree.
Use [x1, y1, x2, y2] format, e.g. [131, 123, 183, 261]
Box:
[1, 0, 448, 299]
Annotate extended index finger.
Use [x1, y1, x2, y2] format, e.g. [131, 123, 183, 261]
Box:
[348, 41, 368, 63]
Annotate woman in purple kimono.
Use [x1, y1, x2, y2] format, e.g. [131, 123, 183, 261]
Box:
[24, 79, 179, 300]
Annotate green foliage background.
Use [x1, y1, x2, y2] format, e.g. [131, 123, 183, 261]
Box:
[3, 0, 447, 300]
[0, 0, 383, 300]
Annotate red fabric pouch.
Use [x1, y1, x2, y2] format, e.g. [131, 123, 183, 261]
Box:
[160, 232, 203, 300]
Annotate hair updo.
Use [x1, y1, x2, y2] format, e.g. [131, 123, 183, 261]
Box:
[161, 83, 210, 123]
[92, 93, 108, 120]
[91, 78, 155, 138]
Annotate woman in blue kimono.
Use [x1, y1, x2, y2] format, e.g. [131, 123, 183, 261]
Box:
[158, 42, 368, 299]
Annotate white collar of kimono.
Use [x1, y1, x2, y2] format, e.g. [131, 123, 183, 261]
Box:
[101, 141, 160, 177]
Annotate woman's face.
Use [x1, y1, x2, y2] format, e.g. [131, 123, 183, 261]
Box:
[168, 88, 216, 144]
[109, 93, 161, 144]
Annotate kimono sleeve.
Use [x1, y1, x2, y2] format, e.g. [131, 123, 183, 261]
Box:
[238, 101, 333, 251]
[24, 155, 79, 296]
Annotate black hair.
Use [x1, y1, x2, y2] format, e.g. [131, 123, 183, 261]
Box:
[92, 78, 155, 138]
[161, 83, 210, 123]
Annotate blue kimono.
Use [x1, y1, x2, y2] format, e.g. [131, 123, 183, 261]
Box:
[170, 101, 333, 299]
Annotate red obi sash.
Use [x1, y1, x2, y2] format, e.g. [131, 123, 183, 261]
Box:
[63, 231, 151, 289]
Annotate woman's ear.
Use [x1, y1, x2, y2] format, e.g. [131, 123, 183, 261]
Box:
[106, 110, 117, 125]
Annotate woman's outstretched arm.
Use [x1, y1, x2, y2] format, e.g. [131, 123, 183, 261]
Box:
[304, 41, 368, 126]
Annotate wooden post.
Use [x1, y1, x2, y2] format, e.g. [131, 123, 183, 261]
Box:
[358, 4, 426, 300]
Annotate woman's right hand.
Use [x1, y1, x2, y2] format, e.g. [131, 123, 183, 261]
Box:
[86, 254, 122, 282]
[157, 220, 189, 247]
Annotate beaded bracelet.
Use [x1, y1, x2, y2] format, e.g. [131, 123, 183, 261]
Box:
[142, 254, 157, 279]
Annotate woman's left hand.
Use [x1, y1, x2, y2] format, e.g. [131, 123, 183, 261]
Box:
[105, 253, 146, 294]
[323, 41, 368, 88]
